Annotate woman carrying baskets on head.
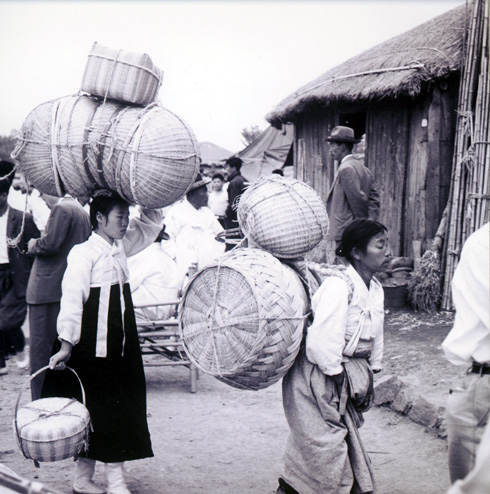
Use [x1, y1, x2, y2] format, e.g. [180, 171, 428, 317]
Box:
[42, 190, 162, 494]
[277, 218, 391, 494]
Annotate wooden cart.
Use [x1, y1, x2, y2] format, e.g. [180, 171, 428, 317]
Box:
[135, 264, 199, 393]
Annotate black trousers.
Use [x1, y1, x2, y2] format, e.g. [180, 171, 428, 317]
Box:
[0, 267, 27, 367]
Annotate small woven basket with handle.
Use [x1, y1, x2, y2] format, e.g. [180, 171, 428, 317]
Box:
[179, 248, 308, 390]
[14, 366, 90, 465]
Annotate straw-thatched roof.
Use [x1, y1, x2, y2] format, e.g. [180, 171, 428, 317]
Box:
[267, 3, 468, 126]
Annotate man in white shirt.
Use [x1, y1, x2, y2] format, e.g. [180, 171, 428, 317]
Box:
[8, 176, 51, 232]
[163, 174, 225, 285]
[208, 173, 228, 227]
[442, 222, 490, 490]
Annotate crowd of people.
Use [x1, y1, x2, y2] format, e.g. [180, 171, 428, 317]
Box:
[0, 124, 488, 494]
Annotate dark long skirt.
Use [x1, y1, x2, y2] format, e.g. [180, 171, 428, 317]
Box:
[42, 283, 153, 463]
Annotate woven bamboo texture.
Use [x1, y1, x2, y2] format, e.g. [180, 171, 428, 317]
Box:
[237, 175, 329, 259]
[287, 259, 355, 303]
[179, 248, 308, 390]
[15, 398, 90, 462]
[14, 366, 90, 463]
[11, 95, 200, 208]
[80, 42, 163, 106]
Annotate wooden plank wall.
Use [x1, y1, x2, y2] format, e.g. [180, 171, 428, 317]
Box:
[403, 97, 430, 257]
[294, 110, 335, 203]
[292, 90, 457, 258]
[407, 85, 458, 254]
[366, 102, 411, 257]
[428, 83, 459, 229]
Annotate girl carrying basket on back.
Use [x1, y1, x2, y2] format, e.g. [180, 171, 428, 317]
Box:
[277, 218, 391, 494]
[42, 190, 162, 494]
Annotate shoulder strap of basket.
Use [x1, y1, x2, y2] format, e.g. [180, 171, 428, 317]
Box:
[306, 262, 354, 303]
[309, 263, 364, 358]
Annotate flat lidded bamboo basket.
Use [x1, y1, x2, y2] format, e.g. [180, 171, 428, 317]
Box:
[14, 366, 90, 464]
[237, 175, 329, 259]
[11, 95, 200, 208]
[15, 398, 90, 462]
[80, 42, 163, 106]
[179, 248, 308, 390]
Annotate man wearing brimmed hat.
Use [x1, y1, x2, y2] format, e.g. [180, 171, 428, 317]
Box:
[325, 126, 380, 260]
[163, 173, 225, 285]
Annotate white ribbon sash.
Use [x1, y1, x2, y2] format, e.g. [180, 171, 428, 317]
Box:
[95, 241, 129, 358]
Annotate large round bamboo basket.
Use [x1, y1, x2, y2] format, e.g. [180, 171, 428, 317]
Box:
[237, 175, 329, 259]
[11, 95, 200, 208]
[179, 248, 308, 390]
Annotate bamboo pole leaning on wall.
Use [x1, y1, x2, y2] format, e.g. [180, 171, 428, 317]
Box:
[442, 0, 489, 310]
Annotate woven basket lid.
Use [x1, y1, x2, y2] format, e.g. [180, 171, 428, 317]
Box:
[237, 175, 329, 259]
[179, 248, 308, 390]
[16, 398, 90, 441]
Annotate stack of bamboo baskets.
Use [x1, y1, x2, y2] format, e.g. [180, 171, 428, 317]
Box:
[11, 42, 200, 208]
[179, 175, 329, 390]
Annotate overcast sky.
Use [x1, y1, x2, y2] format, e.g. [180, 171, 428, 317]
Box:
[0, 0, 465, 153]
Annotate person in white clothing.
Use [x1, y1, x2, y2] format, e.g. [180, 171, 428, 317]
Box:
[163, 173, 225, 285]
[7, 176, 50, 232]
[128, 227, 181, 325]
[43, 190, 162, 494]
[277, 218, 390, 494]
[208, 173, 229, 227]
[442, 222, 490, 489]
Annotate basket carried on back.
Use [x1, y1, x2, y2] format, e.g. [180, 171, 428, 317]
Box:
[81, 42, 163, 106]
[237, 175, 329, 259]
[179, 248, 308, 390]
[11, 94, 200, 208]
[14, 366, 90, 465]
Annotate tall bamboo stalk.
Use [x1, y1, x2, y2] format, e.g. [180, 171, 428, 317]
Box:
[442, 0, 488, 309]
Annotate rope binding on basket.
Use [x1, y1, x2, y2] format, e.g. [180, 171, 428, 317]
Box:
[14, 365, 91, 467]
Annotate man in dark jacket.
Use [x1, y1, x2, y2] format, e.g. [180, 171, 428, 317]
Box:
[224, 156, 248, 231]
[0, 161, 40, 375]
[325, 126, 380, 261]
[27, 192, 91, 399]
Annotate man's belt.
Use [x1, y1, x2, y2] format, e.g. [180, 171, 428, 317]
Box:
[0, 263, 10, 270]
[471, 362, 490, 376]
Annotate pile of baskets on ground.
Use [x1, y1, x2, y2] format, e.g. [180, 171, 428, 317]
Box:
[179, 175, 330, 390]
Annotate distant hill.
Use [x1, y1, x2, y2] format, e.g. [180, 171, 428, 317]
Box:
[199, 142, 233, 164]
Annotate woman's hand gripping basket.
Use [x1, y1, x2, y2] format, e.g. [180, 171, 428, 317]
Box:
[237, 175, 329, 259]
[179, 248, 309, 390]
[13, 366, 90, 466]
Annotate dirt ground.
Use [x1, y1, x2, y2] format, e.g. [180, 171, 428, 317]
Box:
[0, 307, 459, 494]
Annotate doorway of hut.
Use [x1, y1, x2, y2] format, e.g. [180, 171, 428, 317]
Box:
[339, 112, 366, 141]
